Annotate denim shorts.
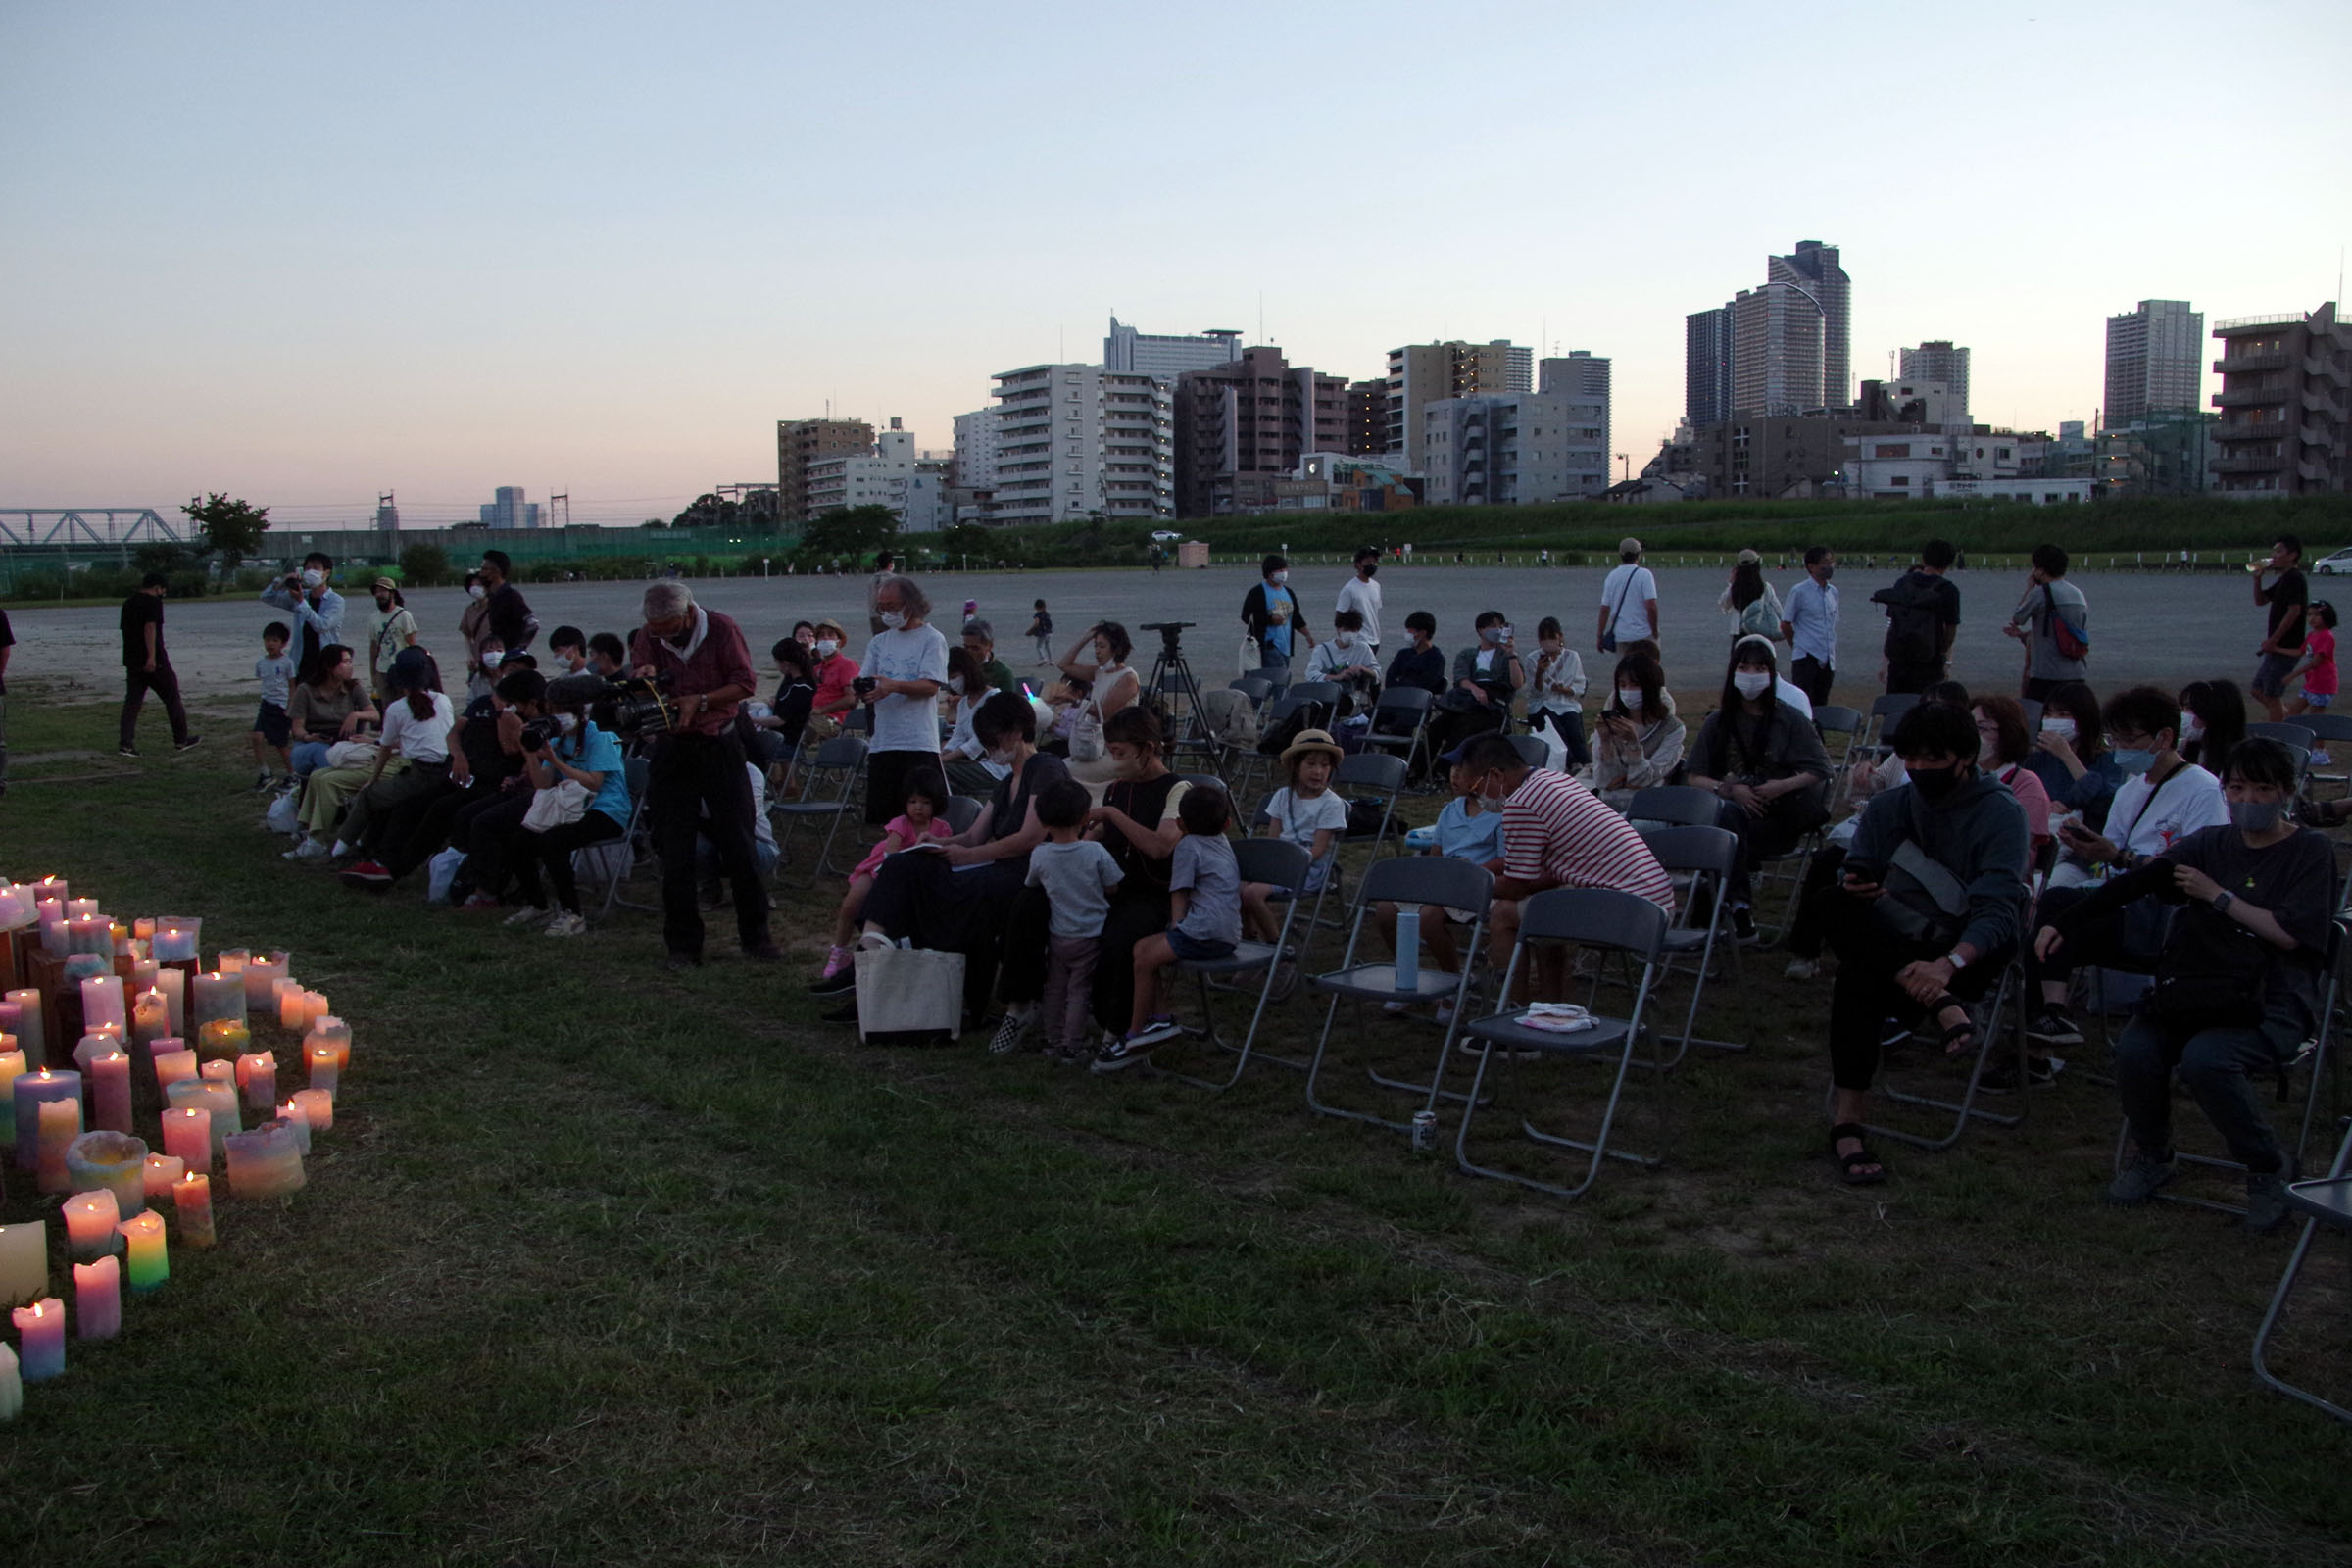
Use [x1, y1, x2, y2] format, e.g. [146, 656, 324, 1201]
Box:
[2303, 690, 2334, 710]
[1166, 927, 1237, 962]
[2252, 651, 2299, 697]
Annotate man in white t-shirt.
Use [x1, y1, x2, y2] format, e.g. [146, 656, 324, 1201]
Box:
[1335, 547, 1385, 660]
[1596, 537, 1660, 653]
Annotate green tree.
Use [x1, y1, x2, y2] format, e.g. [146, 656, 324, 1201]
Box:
[639, 518, 668, 529]
[182, 492, 270, 569]
[398, 541, 450, 587]
[796, 505, 899, 564]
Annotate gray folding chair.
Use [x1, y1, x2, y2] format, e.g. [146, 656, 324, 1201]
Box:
[2252, 1114, 2352, 1424]
[1866, 692, 1919, 751]
[1814, 705, 1865, 772]
[1165, 839, 1313, 1092]
[1356, 686, 1434, 782]
[1625, 785, 1720, 829]
[2020, 698, 2045, 732]
[1287, 680, 1343, 711]
[943, 795, 984, 835]
[1863, 915, 2032, 1151]
[1453, 888, 1671, 1200]
[770, 734, 867, 886]
[1507, 733, 1550, 771]
[2294, 713, 2352, 792]
[1229, 674, 1274, 709]
[1637, 824, 1746, 1068]
[590, 756, 658, 917]
[1303, 857, 1493, 1133]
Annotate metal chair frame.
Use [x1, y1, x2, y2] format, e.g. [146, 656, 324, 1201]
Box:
[590, 756, 659, 918]
[1855, 883, 2038, 1151]
[769, 734, 868, 886]
[1814, 705, 1866, 773]
[1636, 824, 1747, 1068]
[2251, 1114, 2352, 1425]
[1165, 838, 1314, 1092]
[1624, 785, 1721, 829]
[1356, 686, 1435, 785]
[1865, 692, 1920, 753]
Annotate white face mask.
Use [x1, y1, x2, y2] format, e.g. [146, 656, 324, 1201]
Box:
[301, 569, 324, 589]
[2041, 717, 2077, 742]
[985, 744, 1018, 767]
[1480, 626, 1503, 645]
[482, 651, 504, 669]
[1734, 670, 1773, 700]
[1334, 631, 1354, 648]
[947, 676, 965, 696]
[2181, 710, 2204, 740]
[554, 712, 579, 734]
[814, 638, 838, 658]
[467, 585, 486, 601]
[1270, 570, 1288, 586]
[1617, 686, 1644, 708]
[879, 611, 907, 631]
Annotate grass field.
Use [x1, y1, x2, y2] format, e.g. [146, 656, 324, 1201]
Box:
[3, 686, 2350, 1566]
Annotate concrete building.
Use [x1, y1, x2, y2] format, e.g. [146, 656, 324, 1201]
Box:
[987, 364, 1174, 526]
[1845, 430, 2022, 500]
[1262, 454, 1423, 514]
[1685, 305, 1736, 428]
[1898, 341, 1971, 420]
[1384, 339, 1532, 466]
[1420, 392, 1610, 507]
[1732, 283, 1826, 416]
[1540, 352, 1612, 471]
[803, 418, 954, 532]
[1102, 318, 1244, 381]
[1694, 415, 1930, 499]
[1345, 379, 1389, 455]
[2210, 303, 2350, 496]
[1173, 347, 1348, 518]
[2105, 299, 2204, 426]
[776, 417, 874, 523]
[476, 486, 541, 529]
[1767, 240, 1851, 408]
[1857, 379, 1966, 428]
[952, 408, 1000, 491]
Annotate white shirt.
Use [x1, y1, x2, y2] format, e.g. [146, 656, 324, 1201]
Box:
[2104, 762, 2228, 862]
[1335, 574, 1384, 647]
[859, 623, 951, 755]
[1529, 646, 1588, 714]
[1784, 576, 1839, 664]
[1600, 564, 1658, 642]
[1773, 676, 1814, 720]
[378, 691, 455, 762]
[945, 693, 1012, 779]
[1307, 639, 1378, 680]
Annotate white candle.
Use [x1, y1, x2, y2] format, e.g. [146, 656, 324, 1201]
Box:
[154, 967, 186, 1036]
[73, 1255, 120, 1340]
[0, 1343, 20, 1419]
[235, 1052, 276, 1112]
[64, 898, 100, 920]
[142, 1153, 185, 1201]
[79, 975, 127, 1037]
[61, 1189, 120, 1261]
[242, 953, 289, 1009]
[151, 921, 199, 964]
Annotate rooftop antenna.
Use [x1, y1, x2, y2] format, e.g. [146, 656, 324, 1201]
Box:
[1257, 291, 1264, 346]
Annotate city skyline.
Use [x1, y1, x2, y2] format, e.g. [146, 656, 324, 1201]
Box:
[3, 1, 2347, 525]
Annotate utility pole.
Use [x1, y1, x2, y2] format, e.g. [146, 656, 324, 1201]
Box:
[1618, 453, 1630, 483]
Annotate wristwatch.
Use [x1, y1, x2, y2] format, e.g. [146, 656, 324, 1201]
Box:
[1943, 951, 1969, 972]
[2213, 891, 2237, 915]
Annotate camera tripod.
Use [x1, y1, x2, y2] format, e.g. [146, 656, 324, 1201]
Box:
[1141, 625, 1213, 769]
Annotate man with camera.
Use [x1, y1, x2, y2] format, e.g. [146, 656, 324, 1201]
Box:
[629, 580, 779, 967]
[259, 551, 346, 674]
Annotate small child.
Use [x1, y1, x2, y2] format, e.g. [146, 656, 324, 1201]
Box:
[1018, 779, 1125, 1062]
[1242, 730, 1348, 941]
[251, 621, 297, 791]
[2291, 601, 2337, 761]
[1027, 599, 1054, 664]
[813, 767, 953, 983]
[1100, 784, 1240, 1069]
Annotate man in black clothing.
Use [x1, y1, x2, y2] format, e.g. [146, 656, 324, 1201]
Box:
[118, 573, 201, 758]
[478, 550, 538, 658]
[1872, 538, 1961, 695]
[2250, 532, 2308, 723]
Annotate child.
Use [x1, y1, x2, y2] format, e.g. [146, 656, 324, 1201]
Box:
[812, 766, 954, 984]
[1019, 779, 1125, 1063]
[1376, 744, 1506, 1015]
[250, 621, 297, 791]
[1241, 729, 1348, 941]
[1027, 599, 1054, 664]
[2291, 600, 2337, 762]
[1099, 784, 1240, 1069]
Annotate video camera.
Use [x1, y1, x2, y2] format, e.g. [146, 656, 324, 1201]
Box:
[1140, 620, 1196, 652]
[546, 671, 677, 745]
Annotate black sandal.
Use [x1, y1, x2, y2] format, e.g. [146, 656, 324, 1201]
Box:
[1832, 1122, 1886, 1185]
[1928, 995, 1977, 1055]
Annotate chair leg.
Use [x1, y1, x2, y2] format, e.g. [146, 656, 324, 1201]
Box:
[2250, 1216, 2352, 1424]
[1309, 961, 1481, 1130]
[1867, 964, 2027, 1151]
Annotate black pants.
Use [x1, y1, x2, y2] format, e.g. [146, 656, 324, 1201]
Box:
[2024, 676, 2065, 704]
[865, 852, 1028, 1017]
[1821, 886, 2010, 1091]
[997, 884, 1054, 1005]
[1090, 892, 1172, 1036]
[510, 809, 626, 915]
[459, 792, 534, 898]
[1713, 795, 1817, 905]
[376, 778, 465, 877]
[1424, 704, 1502, 768]
[2024, 882, 2155, 992]
[1783, 847, 1847, 959]
[1535, 709, 1591, 768]
[120, 662, 192, 749]
[650, 731, 769, 956]
[1886, 661, 1942, 697]
[1792, 656, 1835, 708]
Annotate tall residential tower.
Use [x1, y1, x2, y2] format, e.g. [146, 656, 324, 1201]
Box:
[1767, 240, 1850, 409]
[2105, 299, 2204, 425]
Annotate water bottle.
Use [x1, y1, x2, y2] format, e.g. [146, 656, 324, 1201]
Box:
[963, 598, 978, 620]
[1395, 909, 1420, 992]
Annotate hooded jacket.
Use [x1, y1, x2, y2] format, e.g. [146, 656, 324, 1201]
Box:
[1847, 771, 2030, 957]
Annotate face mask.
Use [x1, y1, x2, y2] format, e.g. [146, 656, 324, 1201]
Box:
[482, 651, 504, 670]
[1909, 762, 1965, 803]
[947, 676, 965, 696]
[1980, 736, 2000, 766]
[1271, 570, 1289, 586]
[1817, 565, 1836, 582]
[2111, 747, 2156, 776]
[2181, 710, 2204, 741]
[880, 611, 907, 631]
[1335, 632, 1355, 648]
[1733, 671, 1773, 700]
[1617, 686, 1644, 709]
[814, 639, 838, 658]
[1361, 564, 1377, 578]
[986, 744, 1019, 767]
[467, 585, 486, 601]
[554, 713, 579, 735]
[2232, 799, 2285, 833]
[1480, 626, 1503, 645]
[1479, 778, 1511, 812]
[301, 569, 324, 589]
[2041, 718, 2077, 743]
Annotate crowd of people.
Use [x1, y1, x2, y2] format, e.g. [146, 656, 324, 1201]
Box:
[121, 530, 2349, 1224]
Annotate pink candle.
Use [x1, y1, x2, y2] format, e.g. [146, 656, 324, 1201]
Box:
[234, 1052, 276, 1112]
[78, 975, 126, 1037]
[89, 1051, 131, 1134]
[61, 1189, 119, 1261]
[12, 1298, 64, 1381]
[274, 979, 306, 1031]
[73, 1255, 120, 1340]
[172, 1172, 215, 1249]
[142, 1153, 185, 1200]
[275, 1100, 313, 1154]
[290, 1087, 333, 1134]
[152, 1050, 199, 1094]
[306, 1044, 339, 1098]
[160, 1106, 212, 1175]
[307, 1017, 352, 1072]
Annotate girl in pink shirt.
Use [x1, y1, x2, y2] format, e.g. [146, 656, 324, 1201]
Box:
[816, 768, 953, 982]
[2290, 601, 2337, 761]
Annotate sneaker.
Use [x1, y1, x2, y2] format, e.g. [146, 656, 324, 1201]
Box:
[460, 892, 503, 912]
[542, 912, 589, 939]
[987, 1010, 1032, 1055]
[174, 736, 204, 753]
[2025, 1004, 2083, 1046]
[808, 963, 858, 996]
[1091, 1027, 1168, 1072]
[1784, 957, 1820, 981]
[253, 772, 274, 793]
[289, 838, 330, 861]
[817, 945, 853, 982]
[503, 905, 550, 928]
[2245, 1169, 2294, 1233]
[2312, 749, 2333, 767]
[1879, 1015, 1913, 1050]
[1434, 1001, 1457, 1027]
[1979, 1055, 2063, 1094]
[1731, 906, 1759, 945]
[118, 746, 140, 759]
[2106, 1152, 2178, 1206]
[340, 860, 393, 887]
[1382, 999, 1415, 1015]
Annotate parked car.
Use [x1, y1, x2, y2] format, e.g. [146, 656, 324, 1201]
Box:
[2314, 548, 2352, 575]
[1150, 529, 1182, 542]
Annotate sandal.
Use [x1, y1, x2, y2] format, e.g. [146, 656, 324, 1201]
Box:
[1928, 994, 1977, 1055]
[1831, 1122, 1886, 1185]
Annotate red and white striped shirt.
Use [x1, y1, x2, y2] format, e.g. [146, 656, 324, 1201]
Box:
[1501, 769, 1676, 910]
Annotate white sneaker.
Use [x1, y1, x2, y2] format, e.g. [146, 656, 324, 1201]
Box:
[542, 912, 589, 938]
[1784, 958, 1820, 980]
[330, 840, 353, 858]
[288, 838, 329, 860]
[503, 905, 550, 928]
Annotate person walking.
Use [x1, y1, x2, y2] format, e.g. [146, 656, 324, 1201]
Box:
[2005, 544, 2088, 703]
[1335, 546, 1385, 662]
[1871, 538, 1961, 695]
[2250, 533, 2309, 723]
[1781, 546, 1839, 706]
[1596, 537, 1659, 655]
[1241, 554, 1312, 692]
[118, 573, 201, 758]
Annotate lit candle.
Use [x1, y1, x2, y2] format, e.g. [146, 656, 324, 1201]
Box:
[290, 1087, 333, 1134]
[131, 988, 170, 1048]
[88, 1051, 131, 1134]
[0, 1344, 20, 1419]
[159, 1106, 212, 1175]
[275, 1099, 312, 1154]
[300, 990, 329, 1030]
[36, 1097, 81, 1195]
[3, 988, 43, 1068]
[78, 974, 126, 1037]
[116, 1212, 166, 1293]
[142, 1153, 185, 1201]
[224, 1120, 305, 1199]
[13, 1298, 65, 1380]
[150, 918, 199, 964]
[199, 1057, 235, 1095]
[129, 954, 158, 990]
[66, 915, 111, 956]
[64, 1129, 145, 1217]
[65, 898, 100, 920]
[172, 1170, 215, 1247]
[61, 1189, 119, 1261]
[166, 1076, 239, 1152]
[242, 953, 289, 1009]
[152, 1049, 199, 1093]
[0, 1222, 46, 1306]
[12, 1067, 80, 1169]
[0, 1042, 21, 1147]
[235, 1051, 276, 1112]
[274, 978, 306, 1031]
[153, 967, 185, 1036]
[306, 1043, 340, 1098]
[197, 1019, 252, 1066]
[190, 973, 246, 1031]
[216, 948, 249, 976]
[132, 918, 156, 942]
[74, 1255, 120, 1341]
[73, 1028, 123, 1072]
[307, 1017, 352, 1072]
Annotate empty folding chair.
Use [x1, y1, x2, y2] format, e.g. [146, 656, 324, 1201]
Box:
[1866, 692, 1920, 752]
[1229, 674, 1274, 710]
[1636, 824, 1746, 1069]
[1453, 887, 1672, 1200]
[770, 734, 867, 887]
[1625, 784, 1721, 830]
[2251, 1114, 2352, 1425]
[1356, 686, 1435, 782]
[1164, 839, 1314, 1092]
[1813, 705, 1865, 773]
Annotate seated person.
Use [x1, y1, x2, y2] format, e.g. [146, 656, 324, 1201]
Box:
[1526, 617, 1590, 767]
[961, 619, 1021, 698]
[698, 760, 778, 905]
[1425, 611, 1524, 761]
[1304, 609, 1381, 710]
[2036, 737, 2333, 1231]
[1376, 743, 1506, 1008]
[747, 637, 817, 771]
[1242, 728, 1347, 940]
[586, 632, 627, 679]
[1588, 652, 1684, 808]
[940, 646, 1004, 798]
[805, 620, 859, 739]
[1383, 611, 1446, 698]
[546, 625, 590, 677]
[463, 672, 632, 935]
[2027, 680, 2124, 877]
[813, 764, 953, 985]
[1683, 636, 1832, 943]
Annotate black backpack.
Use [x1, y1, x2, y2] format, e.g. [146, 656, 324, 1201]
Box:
[1872, 574, 1944, 666]
[1258, 698, 1333, 757]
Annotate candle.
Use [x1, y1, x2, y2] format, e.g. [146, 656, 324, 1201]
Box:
[159, 1106, 213, 1174]
[132, 918, 155, 942]
[13, 1298, 65, 1379]
[88, 1051, 131, 1133]
[224, 1120, 305, 1199]
[142, 1153, 185, 1200]
[197, 1018, 251, 1064]
[274, 978, 307, 1030]
[39, 917, 66, 958]
[190, 972, 246, 1031]
[166, 1076, 239, 1152]
[308, 1017, 353, 1072]
[131, 988, 170, 1048]
[0, 1344, 20, 1419]
[200, 1057, 235, 1094]
[151, 918, 199, 963]
[79, 975, 125, 1036]
[216, 948, 249, 976]
[67, 915, 111, 956]
[73, 1255, 120, 1340]
[290, 1087, 333, 1134]
[235, 1052, 276, 1112]
[12, 1067, 80, 1168]
[152, 1049, 199, 1093]
[129, 954, 158, 991]
[65, 898, 100, 920]
[242, 953, 289, 1009]
[116, 1212, 167, 1293]
[3, 988, 43, 1068]
[0, 1043, 20, 1147]
[300, 990, 329, 1030]
[275, 1100, 313, 1154]
[172, 1170, 216, 1247]
[36, 1098, 81, 1194]
[0, 1222, 46, 1306]
[306, 1044, 340, 1098]
[74, 1027, 123, 1072]
[154, 967, 185, 1035]
[64, 1129, 146, 1217]
[61, 1189, 120, 1260]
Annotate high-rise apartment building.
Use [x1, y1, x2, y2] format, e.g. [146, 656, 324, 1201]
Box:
[776, 417, 875, 522]
[1385, 340, 1531, 467]
[1540, 352, 1612, 471]
[986, 365, 1173, 526]
[952, 408, 1000, 492]
[1421, 393, 1610, 506]
[476, 485, 541, 529]
[1173, 347, 1348, 517]
[1898, 341, 1971, 421]
[2104, 299, 2204, 426]
[1767, 240, 1850, 408]
[1102, 318, 1245, 381]
[1686, 306, 1736, 428]
[1731, 283, 1826, 416]
[1345, 379, 1389, 456]
[2210, 302, 2349, 496]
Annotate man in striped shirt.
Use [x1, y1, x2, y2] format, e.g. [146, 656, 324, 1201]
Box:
[1452, 734, 1675, 1002]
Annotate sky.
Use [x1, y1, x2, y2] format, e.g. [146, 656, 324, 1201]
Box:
[4, 0, 2348, 528]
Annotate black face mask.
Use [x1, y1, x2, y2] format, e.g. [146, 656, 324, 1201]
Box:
[1362, 564, 1378, 578]
[1909, 761, 1968, 803]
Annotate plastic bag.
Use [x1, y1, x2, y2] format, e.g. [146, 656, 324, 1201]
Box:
[426, 847, 466, 905]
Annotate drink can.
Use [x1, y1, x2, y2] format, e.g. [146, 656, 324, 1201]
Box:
[1410, 1109, 1439, 1154]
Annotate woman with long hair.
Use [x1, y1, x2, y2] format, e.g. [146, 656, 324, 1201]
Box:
[1716, 549, 1784, 642]
[1588, 651, 1684, 807]
[1684, 635, 1832, 942]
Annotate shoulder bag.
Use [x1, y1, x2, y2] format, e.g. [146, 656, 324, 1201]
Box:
[522, 779, 591, 833]
[1599, 568, 1638, 654]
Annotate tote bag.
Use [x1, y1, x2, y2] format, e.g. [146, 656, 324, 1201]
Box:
[853, 945, 964, 1040]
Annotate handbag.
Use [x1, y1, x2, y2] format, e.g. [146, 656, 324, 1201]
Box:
[1239, 635, 1261, 674]
[853, 944, 965, 1041]
[1068, 692, 1106, 763]
[522, 779, 591, 833]
[325, 739, 379, 768]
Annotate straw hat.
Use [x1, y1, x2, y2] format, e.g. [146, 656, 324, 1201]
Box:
[1279, 727, 1345, 769]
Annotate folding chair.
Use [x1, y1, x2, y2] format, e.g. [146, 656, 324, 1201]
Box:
[770, 734, 867, 886]
[1866, 692, 1919, 752]
[1508, 733, 1550, 771]
[943, 795, 984, 835]
[1287, 680, 1343, 712]
[1303, 857, 1493, 1132]
[1334, 751, 1407, 862]
[1862, 920, 2033, 1152]
[1233, 688, 1328, 802]
[1814, 705, 1865, 773]
[2251, 1114, 2352, 1424]
[2249, 720, 2319, 748]
[1453, 888, 1671, 1200]
[1229, 674, 1274, 710]
[1625, 785, 1721, 829]
[591, 757, 658, 917]
[1164, 839, 1313, 1092]
[1356, 686, 1434, 783]
[1636, 824, 1746, 1068]
[2294, 712, 2352, 793]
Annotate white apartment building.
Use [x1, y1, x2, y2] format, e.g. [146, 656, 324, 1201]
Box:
[988, 364, 1174, 525]
[1102, 318, 1243, 381]
[804, 418, 954, 532]
[1420, 394, 1609, 506]
[1845, 431, 2024, 499]
[953, 407, 1000, 491]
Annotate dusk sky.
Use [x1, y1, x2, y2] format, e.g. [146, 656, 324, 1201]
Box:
[4, 1, 2346, 527]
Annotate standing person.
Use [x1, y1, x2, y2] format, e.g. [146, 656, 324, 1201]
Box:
[2287, 601, 2337, 760]
[458, 570, 497, 698]
[1026, 599, 1054, 664]
[362, 578, 420, 703]
[1241, 554, 1312, 691]
[1717, 549, 1784, 643]
[855, 574, 951, 827]
[259, 552, 346, 674]
[250, 621, 297, 790]
[1596, 537, 1660, 656]
[628, 580, 779, 967]
[2005, 544, 2089, 703]
[0, 605, 12, 797]
[1526, 617, 1590, 766]
[866, 550, 899, 637]
[1023, 779, 1127, 1064]
[2250, 533, 2309, 724]
[1336, 546, 1385, 662]
[478, 551, 537, 661]
[118, 573, 201, 758]
[1872, 538, 1961, 695]
[1781, 547, 1839, 707]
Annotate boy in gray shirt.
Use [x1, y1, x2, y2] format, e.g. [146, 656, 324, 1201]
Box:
[1099, 784, 1241, 1070]
[1024, 779, 1124, 1063]
[250, 620, 298, 791]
